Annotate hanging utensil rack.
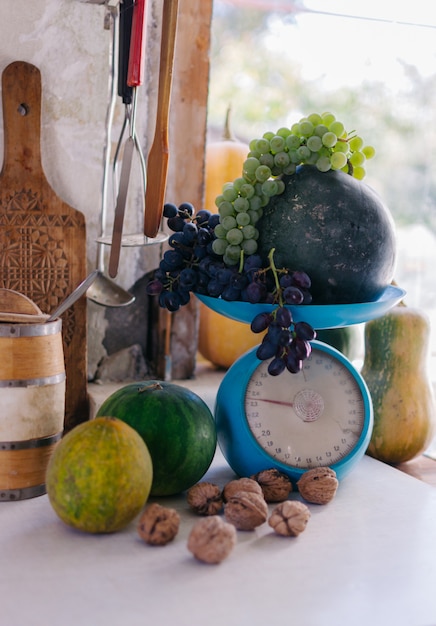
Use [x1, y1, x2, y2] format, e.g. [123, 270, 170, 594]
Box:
[93, 0, 169, 259]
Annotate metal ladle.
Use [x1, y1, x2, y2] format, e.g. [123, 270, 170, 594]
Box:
[87, 3, 135, 308]
[47, 270, 100, 322]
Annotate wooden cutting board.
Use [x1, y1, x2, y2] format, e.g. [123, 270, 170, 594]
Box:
[0, 61, 88, 432]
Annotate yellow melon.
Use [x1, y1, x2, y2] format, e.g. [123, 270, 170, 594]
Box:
[46, 417, 153, 533]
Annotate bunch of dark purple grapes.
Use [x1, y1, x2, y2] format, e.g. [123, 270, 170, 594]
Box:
[146, 202, 221, 311]
[251, 307, 316, 376]
[147, 202, 317, 376]
[147, 202, 312, 308]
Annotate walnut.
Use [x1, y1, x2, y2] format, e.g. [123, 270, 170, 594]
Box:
[251, 469, 293, 502]
[222, 477, 263, 502]
[187, 515, 236, 564]
[268, 500, 310, 536]
[224, 490, 268, 531]
[297, 467, 339, 504]
[137, 503, 180, 546]
[187, 482, 223, 516]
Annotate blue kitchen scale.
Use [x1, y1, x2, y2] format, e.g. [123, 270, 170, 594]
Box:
[197, 284, 405, 484]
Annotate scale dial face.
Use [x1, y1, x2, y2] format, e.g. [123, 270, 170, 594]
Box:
[245, 352, 365, 469]
[215, 341, 373, 483]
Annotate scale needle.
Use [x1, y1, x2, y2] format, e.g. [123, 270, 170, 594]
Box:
[257, 398, 294, 407]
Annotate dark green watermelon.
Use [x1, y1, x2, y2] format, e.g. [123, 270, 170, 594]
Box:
[316, 326, 362, 361]
[96, 381, 217, 496]
[257, 166, 397, 304]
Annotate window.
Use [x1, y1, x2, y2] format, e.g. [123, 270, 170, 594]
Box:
[208, 0, 436, 376]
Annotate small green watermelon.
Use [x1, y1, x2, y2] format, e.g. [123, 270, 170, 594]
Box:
[96, 381, 217, 496]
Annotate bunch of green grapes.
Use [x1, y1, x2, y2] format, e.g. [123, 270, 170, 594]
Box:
[212, 111, 375, 266]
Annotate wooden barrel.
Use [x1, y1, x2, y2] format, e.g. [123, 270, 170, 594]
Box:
[0, 319, 65, 500]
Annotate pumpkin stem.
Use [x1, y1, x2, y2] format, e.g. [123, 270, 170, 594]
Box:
[222, 105, 237, 142]
[391, 279, 407, 307]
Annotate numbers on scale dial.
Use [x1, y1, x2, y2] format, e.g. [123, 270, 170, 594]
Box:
[244, 349, 365, 469]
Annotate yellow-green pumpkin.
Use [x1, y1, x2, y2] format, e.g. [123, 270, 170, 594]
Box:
[361, 303, 435, 464]
[198, 108, 260, 369]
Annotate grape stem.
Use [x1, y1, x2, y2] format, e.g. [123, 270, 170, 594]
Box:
[268, 247, 284, 307]
[238, 249, 245, 274]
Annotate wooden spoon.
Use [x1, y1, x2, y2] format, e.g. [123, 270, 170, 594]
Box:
[143, 0, 179, 238]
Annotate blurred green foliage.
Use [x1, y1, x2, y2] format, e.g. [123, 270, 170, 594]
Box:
[207, 3, 436, 231]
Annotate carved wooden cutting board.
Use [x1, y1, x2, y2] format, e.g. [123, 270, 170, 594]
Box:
[0, 61, 88, 432]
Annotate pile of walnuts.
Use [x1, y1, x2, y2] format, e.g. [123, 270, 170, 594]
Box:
[137, 467, 338, 565]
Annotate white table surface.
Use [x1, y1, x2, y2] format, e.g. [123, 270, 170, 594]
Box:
[2, 449, 436, 626]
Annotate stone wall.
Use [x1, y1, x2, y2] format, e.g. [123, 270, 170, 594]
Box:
[0, 0, 212, 382]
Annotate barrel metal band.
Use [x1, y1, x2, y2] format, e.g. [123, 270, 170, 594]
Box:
[0, 483, 46, 501]
[0, 319, 62, 338]
[0, 372, 66, 388]
[0, 431, 62, 451]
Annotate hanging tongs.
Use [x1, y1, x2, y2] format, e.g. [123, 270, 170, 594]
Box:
[108, 0, 147, 278]
[143, 0, 179, 238]
[111, 0, 134, 181]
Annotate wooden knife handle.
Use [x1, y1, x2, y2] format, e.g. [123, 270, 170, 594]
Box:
[154, 0, 178, 131]
[143, 0, 179, 238]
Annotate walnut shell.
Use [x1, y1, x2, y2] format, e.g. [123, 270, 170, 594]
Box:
[251, 468, 293, 502]
[222, 477, 263, 502]
[187, 482, 223, 516]
[187, 515, 237, 564]
[224, 490, 268, 531]
[268, 500, 310, 536]
[297, 467, 339, 504]
[137, 503, 180, 546]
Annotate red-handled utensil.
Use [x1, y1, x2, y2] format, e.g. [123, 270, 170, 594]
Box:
[127, 0, 146, 87]
[143, 0, 179, 238]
